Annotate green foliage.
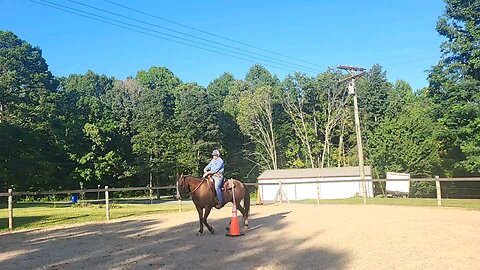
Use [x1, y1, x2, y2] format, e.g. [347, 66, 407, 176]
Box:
[60, 71, 134, 186]
[131, 87, 176, 183]
[136, 66, 181, 91]
[427, 0, 480, 176]
[0, 31, 58, 123]
[357, 64, 392, 132]
[173, 83, 221, 173]
[206, 72, 235, 108]
[367, 95, 441, 177]
[245, 64, 280, 87]
[2, 17, 480, 195]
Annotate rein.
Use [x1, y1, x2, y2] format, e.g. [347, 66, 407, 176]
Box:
[189, 177, 206, 195]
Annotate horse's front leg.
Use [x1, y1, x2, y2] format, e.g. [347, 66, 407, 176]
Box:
[196, 206, 204, 236]
[203, 206, 215, 234]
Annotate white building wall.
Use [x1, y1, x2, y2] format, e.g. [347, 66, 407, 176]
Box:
[259, 176, 373, 201]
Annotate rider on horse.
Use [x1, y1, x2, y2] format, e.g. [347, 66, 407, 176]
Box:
[203, 149, 225, 209]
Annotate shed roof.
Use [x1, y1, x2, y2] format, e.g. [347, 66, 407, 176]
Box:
[257, 166, 371, 180]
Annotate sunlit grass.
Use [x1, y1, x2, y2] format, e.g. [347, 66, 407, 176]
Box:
[0, 201, 195, 232]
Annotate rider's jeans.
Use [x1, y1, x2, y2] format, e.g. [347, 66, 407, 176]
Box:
[212, 175, 224, 204]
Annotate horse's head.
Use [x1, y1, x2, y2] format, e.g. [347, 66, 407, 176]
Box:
[176, 174, 190, 199]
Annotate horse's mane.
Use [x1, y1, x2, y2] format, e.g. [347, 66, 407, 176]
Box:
[184, 175, 203, 180]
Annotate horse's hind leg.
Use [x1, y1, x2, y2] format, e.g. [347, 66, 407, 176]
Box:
[196, 206, 204, 235]
[203, 206, 215, 234]
[236, 201, 249, 227]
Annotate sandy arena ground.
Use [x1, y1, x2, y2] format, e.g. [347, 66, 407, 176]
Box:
[0, 204, 479, 270]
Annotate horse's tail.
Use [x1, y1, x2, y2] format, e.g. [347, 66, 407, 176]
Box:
[243, 182, 250, 218]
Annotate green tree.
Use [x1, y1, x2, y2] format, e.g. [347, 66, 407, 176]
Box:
[0, 31, 58, 123]
[206, 72, 235, 108]
[368, 94, 440, 177]
[357, 64, 392, 132]
[0, 31, 73, 191]
[237, 85, 279, 170]
[384, 80, 416, 119]
[245, 64, 280, 87]
[174, 83, 221, 174]
[136, 66, 181, 91]
[131, 86, 176, 184]
[428, 0, 480, 175]
[60, 71, 134, 186]
[281, 73, 318, 168]
[219, 79, 256, 180]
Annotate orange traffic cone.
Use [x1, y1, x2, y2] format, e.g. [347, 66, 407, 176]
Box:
[226, 204, 244, 237]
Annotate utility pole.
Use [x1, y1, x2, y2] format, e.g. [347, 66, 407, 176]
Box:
[338, 65, 368, 205]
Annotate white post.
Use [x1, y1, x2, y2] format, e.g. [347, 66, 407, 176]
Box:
[8, 189, 13, 230]
[176, 182, 182, 212]
[105, 186, 110, 221]
[316, 181, 320, 206]
[435, 176, 442, 207]
[274, 181, 284, 205]
[279, 181, 283, 204]
[256, 185, 262, 205]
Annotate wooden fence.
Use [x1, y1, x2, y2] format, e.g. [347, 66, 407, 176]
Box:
[1, 177, 479, 230]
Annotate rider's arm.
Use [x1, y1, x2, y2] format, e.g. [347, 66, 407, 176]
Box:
[204, 161, 212, 173]
[203, 160, 212, 177]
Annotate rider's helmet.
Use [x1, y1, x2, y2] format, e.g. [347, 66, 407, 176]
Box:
[212, 149, 220, 156]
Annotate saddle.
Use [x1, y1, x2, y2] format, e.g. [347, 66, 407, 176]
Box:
[207, 177, 236, 194]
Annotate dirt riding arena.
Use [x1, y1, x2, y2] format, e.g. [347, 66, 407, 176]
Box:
[1, 204, 479, 269]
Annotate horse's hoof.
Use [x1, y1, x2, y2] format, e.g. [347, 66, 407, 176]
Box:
[196, 231, 203, 236]
[209, 228, 215, 234]
[225, 226, 229, 231]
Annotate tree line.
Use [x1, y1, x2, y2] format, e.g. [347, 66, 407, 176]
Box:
[1, 0, 478, 196]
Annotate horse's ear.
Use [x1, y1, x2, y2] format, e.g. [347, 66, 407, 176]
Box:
[178, 173, 184, 183]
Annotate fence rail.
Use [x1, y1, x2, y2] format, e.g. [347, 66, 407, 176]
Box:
[1, 177, 479, 231]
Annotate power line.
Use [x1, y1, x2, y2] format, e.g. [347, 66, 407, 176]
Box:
[102, 0, 327, 70]
[29, 0, 299, 74]
[66, 0, 321, 73]
[31, 0, 321, 75]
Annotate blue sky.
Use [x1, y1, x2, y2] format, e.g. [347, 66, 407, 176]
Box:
[2, 0, 446, 90]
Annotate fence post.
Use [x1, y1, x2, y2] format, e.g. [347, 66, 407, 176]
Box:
[149, 186, 153, 205]
[256, 185, 262, 205]
[435, 176, 442, 207]
[316, 180, 321, 206]
[8, 189, 13, 230]
[105, 186, 110, 221]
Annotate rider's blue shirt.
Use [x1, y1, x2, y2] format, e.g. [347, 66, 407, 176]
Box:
[204, 157, 224, 174]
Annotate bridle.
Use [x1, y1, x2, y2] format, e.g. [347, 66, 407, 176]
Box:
[178, 175, 206, 197]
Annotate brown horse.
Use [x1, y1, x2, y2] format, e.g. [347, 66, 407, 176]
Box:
[176, 174, 250, 235]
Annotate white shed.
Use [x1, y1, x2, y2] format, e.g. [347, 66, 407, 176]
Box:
[257, 166, 373, 201]
[386, 172, 410, 197]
